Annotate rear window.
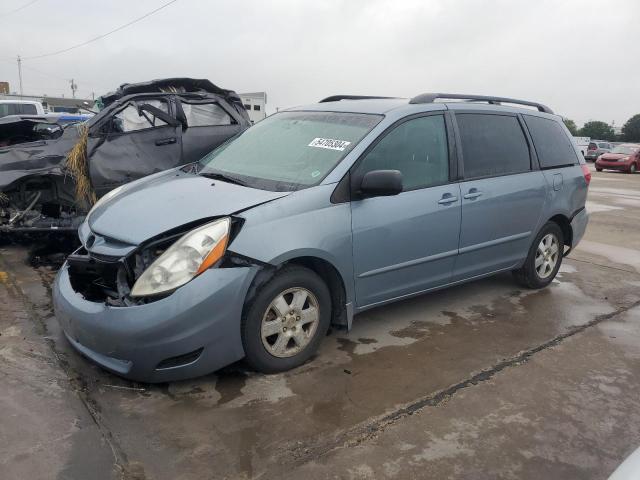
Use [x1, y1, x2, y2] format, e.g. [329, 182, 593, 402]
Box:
[456, 113, 530, 178]
[524, 115, 580, 168]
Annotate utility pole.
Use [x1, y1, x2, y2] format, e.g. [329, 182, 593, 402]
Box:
[69, 78, 77, 98]
[17, 55, 23, 95]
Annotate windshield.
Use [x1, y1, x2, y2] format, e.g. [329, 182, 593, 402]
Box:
[198, 111, 383, 191]
[611, 145, 639, 155]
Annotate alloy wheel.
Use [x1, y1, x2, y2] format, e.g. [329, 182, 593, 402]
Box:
[535, 233, 559, 279]
[260, 287, 320, 358]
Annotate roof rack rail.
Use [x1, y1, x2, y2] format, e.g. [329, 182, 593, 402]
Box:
[408, 93, 554, 114]
[319, 95, 397, 103]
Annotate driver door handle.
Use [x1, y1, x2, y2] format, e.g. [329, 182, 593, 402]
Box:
[155, 137, 177, 146]
[463, 189, 483, 200]
[438, 194, 458, 205]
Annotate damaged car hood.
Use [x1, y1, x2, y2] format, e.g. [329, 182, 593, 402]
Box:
[88, 169, 289, 245]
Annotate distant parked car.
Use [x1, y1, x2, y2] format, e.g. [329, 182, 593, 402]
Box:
[596, 144, 640, 173]
[0, 99, 46, 117]
[585, 140, 612, 161]
[573, 136, 590, 157]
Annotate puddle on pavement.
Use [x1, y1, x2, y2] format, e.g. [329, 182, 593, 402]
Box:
[585, 201, 623, 214]
[599, 306, 640, 358]
[577, 240, 640, 273]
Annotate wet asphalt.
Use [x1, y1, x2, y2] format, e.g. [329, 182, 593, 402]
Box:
[2, 164, 640, 479]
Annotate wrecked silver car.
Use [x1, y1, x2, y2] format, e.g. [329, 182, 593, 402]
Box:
[0, 78, 250, 233]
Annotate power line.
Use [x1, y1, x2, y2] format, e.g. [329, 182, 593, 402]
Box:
[0, 0, 40, 19]
[23, 0, 180, 60]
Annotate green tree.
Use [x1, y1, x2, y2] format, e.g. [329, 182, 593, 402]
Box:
[579, 121, 616, 141]
[563, 118, 578, 136]
[622, 114, 640, 142]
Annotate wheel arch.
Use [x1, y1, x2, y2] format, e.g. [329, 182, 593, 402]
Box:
[547, 213, 572, 248]
[243, 253, 352, 330]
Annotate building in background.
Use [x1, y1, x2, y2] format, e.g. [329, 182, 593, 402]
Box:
[239, 92, 267, 123]
[0, 93, 94, 113]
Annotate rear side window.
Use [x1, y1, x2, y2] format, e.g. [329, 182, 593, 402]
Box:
[457, 114, 530, 178]
[20, 104, 37, 114]
[523, 115, 579, 168]
[182, 102, 233, 127]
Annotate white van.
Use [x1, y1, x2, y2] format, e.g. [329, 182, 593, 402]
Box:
[0, 100, 46, 118]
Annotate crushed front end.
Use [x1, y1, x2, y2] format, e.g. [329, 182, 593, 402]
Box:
[53, 222, 259, 383]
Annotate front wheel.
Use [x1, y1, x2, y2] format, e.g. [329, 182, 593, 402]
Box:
[596, 168, 603, 172]
[513, 222, 564, 289]
[241, 266, 331, 373]
[629, 163, 637, 174]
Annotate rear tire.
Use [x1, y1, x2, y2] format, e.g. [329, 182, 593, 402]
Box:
[512, 222, 564, 289]
[630, 163, 637, 174]
[241, 266, 331, 373]
[596, 168, 603, 172]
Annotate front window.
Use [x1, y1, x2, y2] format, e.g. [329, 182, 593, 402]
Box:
[198, 111, 382, 191]
[109, 99, 169, 133]
[611, 145, 639, 155]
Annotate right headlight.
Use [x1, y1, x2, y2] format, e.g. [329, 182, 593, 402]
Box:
[130, 217, 230, 297]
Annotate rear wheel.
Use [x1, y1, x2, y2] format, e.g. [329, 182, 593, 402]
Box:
[630, 163, 637, 174]
[241, 266, 331, 373]
[596, 167, 603, 172]
[513, 222, 564, 289]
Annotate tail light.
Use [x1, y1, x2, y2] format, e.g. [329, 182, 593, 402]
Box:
[581, 164, 591, 185]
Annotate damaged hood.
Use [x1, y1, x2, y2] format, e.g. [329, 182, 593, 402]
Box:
[88, 169, 289, 245]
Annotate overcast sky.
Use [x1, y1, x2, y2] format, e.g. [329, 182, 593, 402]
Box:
[0, 0, 637, 126]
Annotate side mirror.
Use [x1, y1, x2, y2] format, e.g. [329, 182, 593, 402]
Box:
[359, 169, 403, 197]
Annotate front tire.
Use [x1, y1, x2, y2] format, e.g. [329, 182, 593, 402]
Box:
[241, 266, 331, 373]
[629, 163, 637, 174]
[596, 167, 603, 172]
[513, 222, 564, 289]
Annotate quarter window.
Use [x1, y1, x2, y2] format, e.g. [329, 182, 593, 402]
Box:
[356, 115, 449, 191]
[457, 114, 530, 178]
[523, 115, 579, 168]
[182, 102, 232, 127]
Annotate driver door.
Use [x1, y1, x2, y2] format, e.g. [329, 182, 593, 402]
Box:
[89, 97, 182, 197]
[350, 113, 461, 308]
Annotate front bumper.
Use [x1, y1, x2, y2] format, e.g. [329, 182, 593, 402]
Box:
[53, 263, 258, 382]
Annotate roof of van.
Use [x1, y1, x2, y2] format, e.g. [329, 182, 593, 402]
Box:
[287, 93, 557, 117]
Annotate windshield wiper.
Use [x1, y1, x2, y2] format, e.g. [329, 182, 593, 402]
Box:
[199, 171, 249, 187]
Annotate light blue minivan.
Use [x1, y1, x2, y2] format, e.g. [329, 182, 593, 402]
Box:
[53, 93, 590, 382]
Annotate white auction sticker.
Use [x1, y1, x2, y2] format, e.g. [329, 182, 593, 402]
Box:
[308, 137, 351, 151]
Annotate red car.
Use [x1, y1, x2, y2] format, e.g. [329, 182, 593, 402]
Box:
[596, 144, 640, 173]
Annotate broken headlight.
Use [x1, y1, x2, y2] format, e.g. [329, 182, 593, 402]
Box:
[130, 217, 230, 297]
